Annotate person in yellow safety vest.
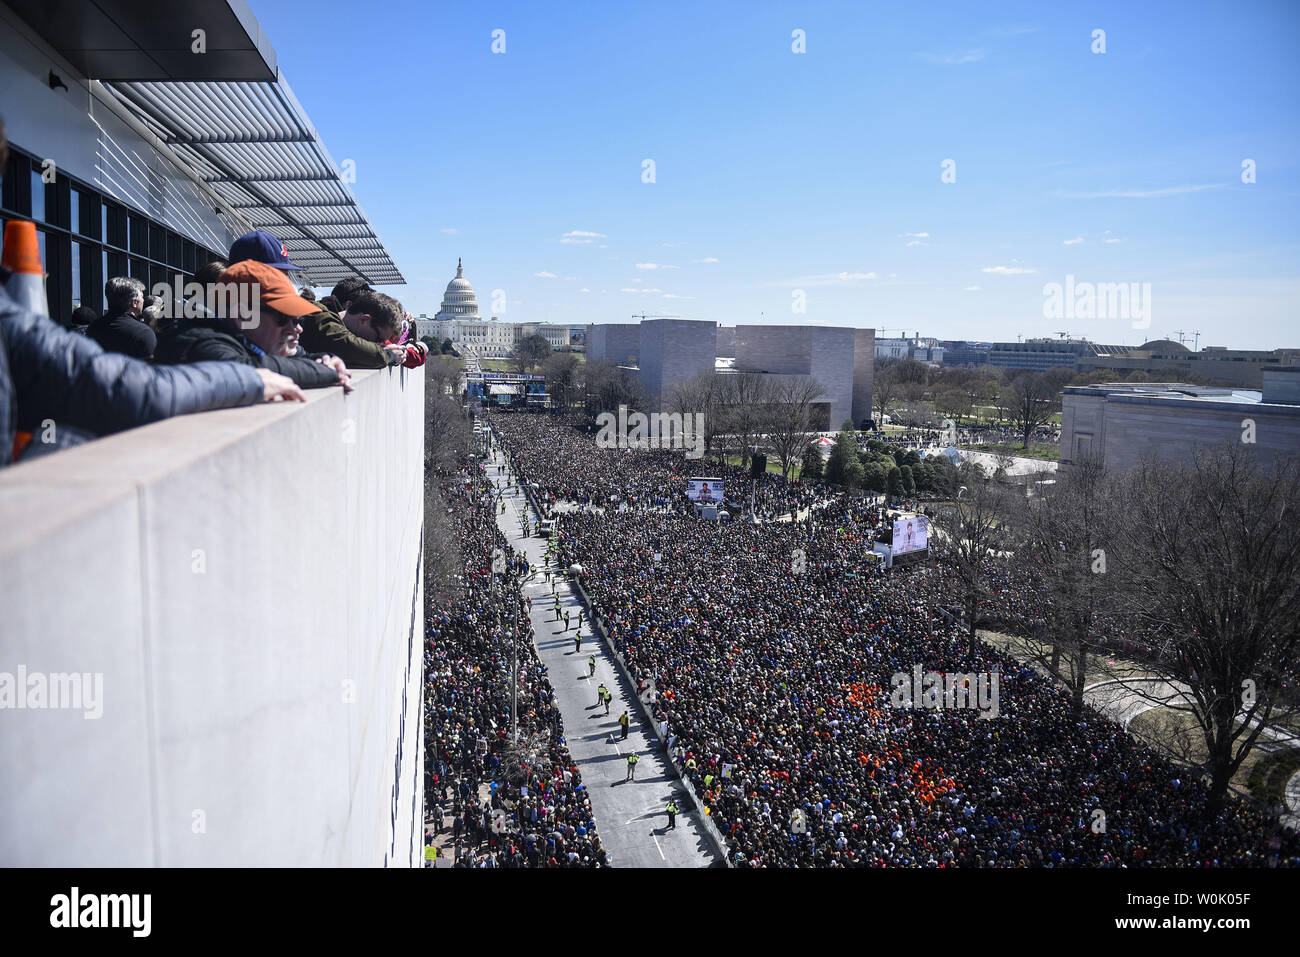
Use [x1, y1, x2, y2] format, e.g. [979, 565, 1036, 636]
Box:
[666, 800, 677, 830]
[588, 655, 596, 677]
[619, 710, 629, 740]
[603, 688, 612, 716]
[625, 752, 639, 781]
[596, 683, 607, 706]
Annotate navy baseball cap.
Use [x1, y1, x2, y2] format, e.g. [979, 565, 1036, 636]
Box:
[228, 230, 302, 271]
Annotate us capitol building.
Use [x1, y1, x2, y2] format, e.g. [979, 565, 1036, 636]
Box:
[414, 258, 582, 357]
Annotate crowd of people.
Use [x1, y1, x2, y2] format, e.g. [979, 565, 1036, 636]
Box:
[490, 411, 837, 521]
[487, 411, 1297, 868]
[422, 455, 607, 867]
[2, 108, 426, 466]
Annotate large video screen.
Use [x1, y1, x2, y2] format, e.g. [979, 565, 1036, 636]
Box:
[892, 515, 929, 555]
[687, 478, 725, 503]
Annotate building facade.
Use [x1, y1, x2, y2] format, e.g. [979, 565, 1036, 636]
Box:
[733, 324, 875, 429]
[433, 258, 479, 322]
[637, 318, 718, 409]
[586, 323, 641, 366]
[1060, 368, 1300, 471]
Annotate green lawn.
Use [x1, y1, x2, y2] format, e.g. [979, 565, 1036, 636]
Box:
[722, 453, 798, 478]
[963, 442, 1060, 462]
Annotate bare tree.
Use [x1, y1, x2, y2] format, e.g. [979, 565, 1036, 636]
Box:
[718, 372, 775, 471]
[542, 352, 579, 409]
[509, 333, 551, 374]
[425, 353, 463, 398]
[931, 472, 1014, 655]
[1109, 445, 1300, 813]
[1003, 372, 1057, 451]
[874, 361, 900, 428]
[667, 371, 727, 462]
[1014, 459, 1116, 711]
[766, 376, 828, 479]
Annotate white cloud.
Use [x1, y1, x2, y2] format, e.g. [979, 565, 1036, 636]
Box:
[533, 271, 558, 279]
[559, 229, 607, 244]
[919, 49, 985, 64]
[964, 285, 982, 291]
[692, 257, 720, 264]
[1064, 237, 1084, 245]
[906, 240, 927, 247]
[578, 288, 590, 293]
[981, 265, 1038, 275]
[621, 287, 663, 293]
[1060, 184, 1223, 199]
[635, 262, 679, 270]
[764, 271, 879, 288]
[662, 293, 694, 300]
[1103, 237, 1125, 244]
[660, 241, 687, 247]
[903, 232, 930, 238]
[440, 227, 458, 234]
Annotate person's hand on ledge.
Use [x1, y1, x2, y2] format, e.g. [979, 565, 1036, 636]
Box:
[256, 368, 307, 403]
[316, 355, 354, 393]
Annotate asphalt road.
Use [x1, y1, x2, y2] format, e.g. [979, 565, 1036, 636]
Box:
[486, 448, 718, 868]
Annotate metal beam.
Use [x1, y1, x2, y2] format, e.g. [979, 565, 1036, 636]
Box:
[204, 173, 336, 183]
[227, 200, 356, 209]
[165, 132, 315, 144]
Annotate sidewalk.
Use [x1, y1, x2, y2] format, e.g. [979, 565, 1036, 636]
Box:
[486, 447, 719, 867]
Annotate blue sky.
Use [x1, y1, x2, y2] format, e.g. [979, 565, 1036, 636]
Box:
[257, 0, 1299, 350]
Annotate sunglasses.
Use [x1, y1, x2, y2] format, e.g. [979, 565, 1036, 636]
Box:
[271, 310, 302, 328]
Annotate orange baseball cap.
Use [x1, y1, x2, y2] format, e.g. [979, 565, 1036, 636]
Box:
[221, 259, 319, 318]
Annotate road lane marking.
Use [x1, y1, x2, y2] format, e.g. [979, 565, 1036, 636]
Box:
[652, 835, 665, 860]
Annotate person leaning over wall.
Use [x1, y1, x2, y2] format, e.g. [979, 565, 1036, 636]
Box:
[298, 287, 426, 370]
[154, 260, 353, 393]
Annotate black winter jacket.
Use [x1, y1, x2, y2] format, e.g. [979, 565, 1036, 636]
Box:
[87, 311, 157, 359]
[0, 279, 265, 466]
[154, 316, 341, 389]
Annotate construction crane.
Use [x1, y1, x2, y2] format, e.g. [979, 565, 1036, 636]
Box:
[631, 313, 675, 321]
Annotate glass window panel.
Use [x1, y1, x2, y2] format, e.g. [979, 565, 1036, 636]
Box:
[70, 190, 80, 235]
[71, 240, 81, 308]
[30, 168, 45, 222]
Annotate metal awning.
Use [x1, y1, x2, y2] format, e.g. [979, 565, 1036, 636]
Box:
[5, 0, 278, 81]
[97, 75, 404, 287]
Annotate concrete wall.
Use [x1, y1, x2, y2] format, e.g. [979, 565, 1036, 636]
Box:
[715, 326, 736, 358]
[0, 5, 238, 254]
[638, 319, 716, 409]
[0, 367, 426, 866]
[1061, 389, 1300, 470]
[586, 323, 641, 365]
[852, 328, 875, 426]
[735, 325, 874, 428]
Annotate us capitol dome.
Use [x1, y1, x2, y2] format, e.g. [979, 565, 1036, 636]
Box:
[434, 258, 480, 321]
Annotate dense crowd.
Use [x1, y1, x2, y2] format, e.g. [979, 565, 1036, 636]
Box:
[490, 411, 838, 521]
[492, 412, 1296, 868]
[423, 460, 607, 867]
